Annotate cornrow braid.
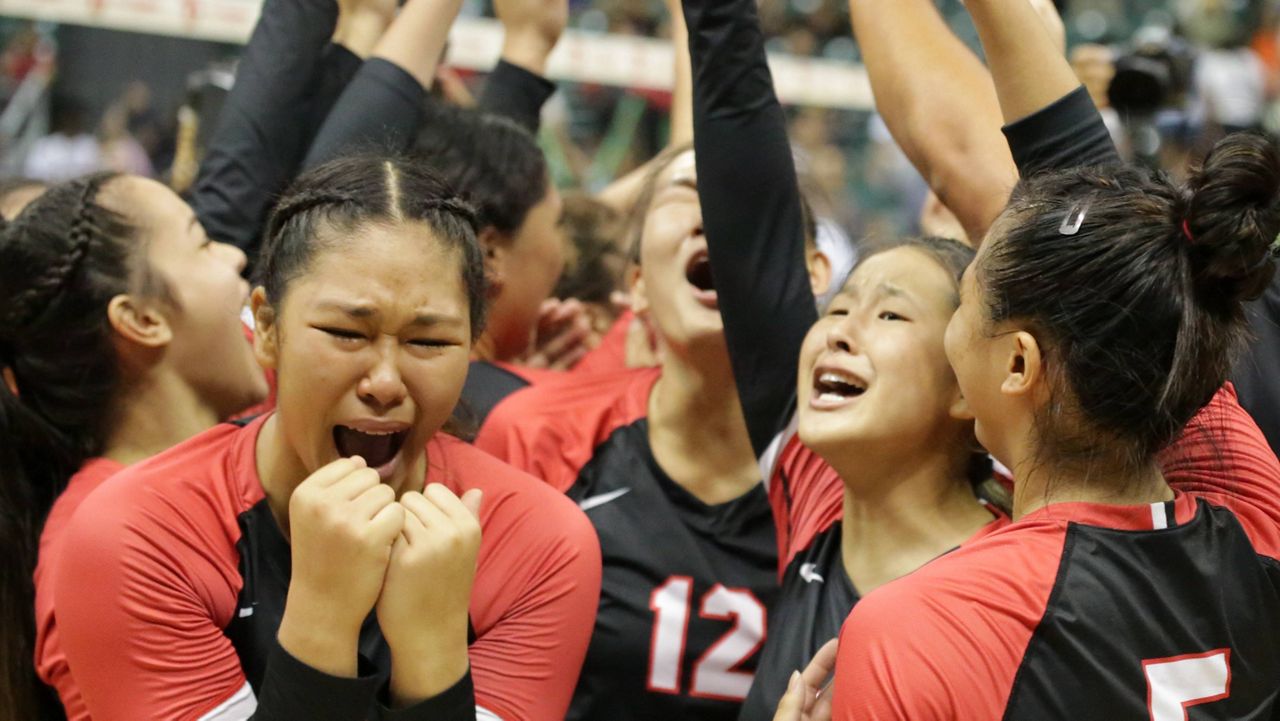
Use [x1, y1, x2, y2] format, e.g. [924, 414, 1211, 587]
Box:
[264, 189, 362, 242]
[3, 175, 108, 332]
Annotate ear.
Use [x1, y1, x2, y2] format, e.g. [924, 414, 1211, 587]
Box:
[807, 248, 832, 297]
[626, 265, 649, 318]
[999, 331, 1044, 400]
[478, 226, 507, 298]
[107, 294, 173, 350]
[251, 287, 280, 371]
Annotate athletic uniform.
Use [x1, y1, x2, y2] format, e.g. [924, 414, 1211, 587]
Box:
[33, 458, 126, 721]
[832, 385, 1280, 719]
[41, 415, 600, 721]
[475, 368, 778, 721]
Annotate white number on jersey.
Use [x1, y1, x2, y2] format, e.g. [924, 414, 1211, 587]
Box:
[646, 577, 766, 700]
[1144, 649, 1231, 721]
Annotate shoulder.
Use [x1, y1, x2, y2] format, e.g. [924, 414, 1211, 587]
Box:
[475, 368, 659, 490]
[834, 524, 1066, 720]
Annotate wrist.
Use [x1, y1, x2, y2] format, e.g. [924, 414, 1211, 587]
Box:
[333, 8, 393, 58]
[277, 605, 362, 679]
[387, 625, 470, 707]
[501, 30, 556, 76]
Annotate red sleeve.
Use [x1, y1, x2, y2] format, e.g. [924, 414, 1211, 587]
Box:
[571, 310, 633, 376]
[50, 475, 248, 720]
[765, 429, 843, 575]
[831, 524, 1065, 721]
[436, 437, 602, 721]
[1159, 383, 1280, 559]
[473, 394, 583, 493]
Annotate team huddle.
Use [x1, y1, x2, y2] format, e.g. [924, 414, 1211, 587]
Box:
[2, 0, 1279, 719]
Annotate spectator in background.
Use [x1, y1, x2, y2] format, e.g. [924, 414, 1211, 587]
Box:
[98, 104, 154, 178]
[1195, 41, 1268, 134]
[22, 95, 102, 183]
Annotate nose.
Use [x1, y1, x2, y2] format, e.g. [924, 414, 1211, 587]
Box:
[825, 316, 858, 355]
[215, 241, 248, 275]
[357, 337, 407, 412]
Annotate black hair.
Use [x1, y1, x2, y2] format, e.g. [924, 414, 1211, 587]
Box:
[258, 154, 488, 338]
[848, 235, 1005, 506]
[0, 178, 47, 220]
[0, 172, 145, 721]
[554, 193, 626, 305]
[412, 104, 549, 239]
[981, 131, 1279, 473]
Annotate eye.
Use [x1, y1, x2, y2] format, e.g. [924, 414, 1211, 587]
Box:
[318, 326, 367, 342]
[827, 307, 849, 317]
[878, 311, 909, 322]
[408, 338, 454, 349]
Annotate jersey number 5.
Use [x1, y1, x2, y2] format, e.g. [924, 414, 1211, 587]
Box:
[1144, 649, 1231, 721]
[647, 577, 766, 701]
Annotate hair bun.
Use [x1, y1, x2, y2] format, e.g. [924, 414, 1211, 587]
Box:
[1183, 131, 1280, 306]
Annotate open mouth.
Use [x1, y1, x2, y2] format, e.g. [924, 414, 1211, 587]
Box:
[811, 368, 867, 408]
[685, 250, 718, 308]
[333, 425, 410, 472]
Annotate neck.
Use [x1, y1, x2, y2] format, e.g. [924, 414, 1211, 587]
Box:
[833, 445, 992, 595]
[1009, 454, 1172, 521]
[470, 333, 499, 364]
[647, 343, 758, 505]
[102, 368, 220, 466]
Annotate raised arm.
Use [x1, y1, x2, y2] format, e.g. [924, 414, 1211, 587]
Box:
[964, 0, 1120, 177]
[681, 0, 815, 457]
[848, 0, 1016, 242]
[477, 0, 565, 131]
[303, 0, 465, 168]
[188, 0, 355, 256]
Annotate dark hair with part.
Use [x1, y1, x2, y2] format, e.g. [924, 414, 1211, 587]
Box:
[259, 154, 488, 337]
[981, 131, 1279, 472]
[413, 104, 549, 238]
[0, 172, 150, 721]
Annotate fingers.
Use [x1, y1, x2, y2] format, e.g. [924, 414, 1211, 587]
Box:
[772, 671, 805, 721]
[330, 467, 384, 500]
[459, 488, 484, 520]
[351, 482, 397, 520]
[304, 456, 369, 488]
[368, 499, 406, 546]
[423, 483, 482, 525]
[801, 639, 840, 691]
[401, 490, 453, 530]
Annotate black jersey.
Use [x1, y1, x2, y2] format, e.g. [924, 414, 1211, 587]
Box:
[477, 368, 779, 721]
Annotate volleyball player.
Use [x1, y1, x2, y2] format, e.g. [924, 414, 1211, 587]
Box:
[38, 156, 599, 721]
[818, 0, 1280, 715]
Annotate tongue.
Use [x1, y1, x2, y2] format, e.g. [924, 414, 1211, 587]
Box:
[334, 426, 399, 467]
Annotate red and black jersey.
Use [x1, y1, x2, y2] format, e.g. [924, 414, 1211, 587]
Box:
[832, 386, 1280, 719]
[476, 368, 778, 721]
[39, 414, 600, 721]
[34, 457, 126, 721]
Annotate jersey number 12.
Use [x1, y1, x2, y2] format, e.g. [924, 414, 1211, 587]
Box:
[647, 577, 766, 701]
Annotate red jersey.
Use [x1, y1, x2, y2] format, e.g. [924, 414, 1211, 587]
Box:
[831, 385, 1280, 720]
[34, 457, 127, 721]
[41, 415, 600, 721]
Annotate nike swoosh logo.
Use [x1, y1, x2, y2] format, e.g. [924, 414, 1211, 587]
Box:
[799, 563, 824, 584]
[578, 487, 632, 511]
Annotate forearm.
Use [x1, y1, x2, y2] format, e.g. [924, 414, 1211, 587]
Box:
[848, 0, 1015, 242]
[371, 0, 463, 90]
[683, 0, 816, 456]
[478, 60, 556, 132]
[332, 6, 392, 59]
[964, 0, 1081, 125]
[387, 616, 470, 706]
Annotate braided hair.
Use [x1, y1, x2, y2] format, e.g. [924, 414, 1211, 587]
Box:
[259, 154, 488, 338]
[0, 172, 144, 721]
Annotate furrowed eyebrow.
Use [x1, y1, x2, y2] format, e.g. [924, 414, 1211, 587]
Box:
[314, 302, 463, 327]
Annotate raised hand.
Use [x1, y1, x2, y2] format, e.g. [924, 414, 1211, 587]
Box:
[378, 484, 484, 705]
[334, 0, 399, 58]
[495, 0, 568, 75]
[278, 456, 404, 677]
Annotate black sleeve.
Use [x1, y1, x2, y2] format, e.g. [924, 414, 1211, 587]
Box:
[478, 60, 557, 132]
[189, 0, 339, 256]
[376, 669, 476, 721]
[1000, 85, 1121, 178]
[682, 0, 817, 457]
[301, 44, 365, 145]
[250, 639, 382, 721]
[1233, 275, 1280, 458]
[303, 58, 429, 170]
